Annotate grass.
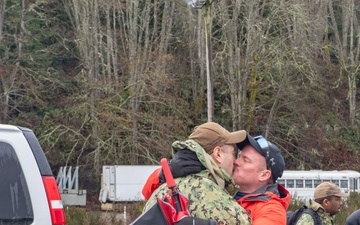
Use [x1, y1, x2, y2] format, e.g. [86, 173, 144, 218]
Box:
[65, 202, 145, 225]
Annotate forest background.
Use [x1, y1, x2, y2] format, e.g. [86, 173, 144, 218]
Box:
[1, 0, 360, 207]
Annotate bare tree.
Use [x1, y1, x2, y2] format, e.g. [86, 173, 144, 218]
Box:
[0, 0, 25, 123]
[328, 0, 360, 129]
[63, 0, 178, 165]
[0, 0, 5, 43]
[214, 0, 325, 136]
[63, 0, 108, 170]
[215, 0, 245, 130]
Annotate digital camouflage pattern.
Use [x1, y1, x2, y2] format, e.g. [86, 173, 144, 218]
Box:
[295, 199, 333, 225]
[143, 140, 251, 225]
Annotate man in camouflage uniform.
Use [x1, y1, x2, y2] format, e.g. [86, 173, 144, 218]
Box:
[143, 122, 251, 225]
[295, 181, 348, 225]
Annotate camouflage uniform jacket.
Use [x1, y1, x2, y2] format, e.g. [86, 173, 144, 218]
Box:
[143, 140, 251, 225]
[295, 199, 333, 225]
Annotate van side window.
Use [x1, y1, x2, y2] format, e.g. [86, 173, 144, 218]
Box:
[314, 180, 321, 187]
[348, 178, 358, 190]
[0, 142, 33, 224]
[332, 180, 339, 186]
[296, 180, 304, 188]
[305, 180, 313, 188]
[287, 180, 294, 188]
[278, 179, 285, 187]
[346, 180, 352, 189]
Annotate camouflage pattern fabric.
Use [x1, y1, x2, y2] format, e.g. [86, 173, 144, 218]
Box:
[295, 199, 333, 225]
[143, 140, 251, 225]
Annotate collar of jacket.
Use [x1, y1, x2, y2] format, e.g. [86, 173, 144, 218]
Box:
[171, 140, 239, 196]
[242, 183, 279, 201]
[309, 199, 331, 215]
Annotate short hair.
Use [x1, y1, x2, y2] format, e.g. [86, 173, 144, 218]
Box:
[314, 195, 335, 204]
[220, 144, 233, 152]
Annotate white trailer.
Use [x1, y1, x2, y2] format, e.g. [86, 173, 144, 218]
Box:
[99, 165, 160, 202]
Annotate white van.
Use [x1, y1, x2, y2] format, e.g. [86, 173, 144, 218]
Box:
[0, 124, 66, 224]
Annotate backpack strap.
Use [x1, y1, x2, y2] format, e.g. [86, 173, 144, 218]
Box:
[302, 207, 322, 225]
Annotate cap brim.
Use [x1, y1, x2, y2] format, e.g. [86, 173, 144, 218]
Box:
[236, 133, 263, 156]
[226, 130, 246, 144]
[335, 192, 349, 198]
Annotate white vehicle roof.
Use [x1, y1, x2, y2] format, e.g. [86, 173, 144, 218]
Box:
[280, 170, 360, 180]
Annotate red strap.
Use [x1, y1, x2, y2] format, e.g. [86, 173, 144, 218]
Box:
[161, 158, 176, 188]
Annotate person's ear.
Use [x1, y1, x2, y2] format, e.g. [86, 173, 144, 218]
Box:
[211, 146, 222, 163]
[259, 169, 271, 182]
[323, 198, 329, 207]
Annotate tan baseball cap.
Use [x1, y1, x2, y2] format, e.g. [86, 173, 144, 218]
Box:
[314, 181, 349, 199]
[188, 122, 246, 154]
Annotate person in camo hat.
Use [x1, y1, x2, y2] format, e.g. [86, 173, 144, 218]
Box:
[295, 181, 349, 225]
[142, 122, 251, 225]
[233, 134, 290, 225]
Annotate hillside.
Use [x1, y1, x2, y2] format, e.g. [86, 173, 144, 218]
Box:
[0, 0, 359, 197]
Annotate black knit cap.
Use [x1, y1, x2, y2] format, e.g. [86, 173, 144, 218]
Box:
[237, 134, 285, 183]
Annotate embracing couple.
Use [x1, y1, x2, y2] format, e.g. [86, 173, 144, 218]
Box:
[141, 122, 290, 225]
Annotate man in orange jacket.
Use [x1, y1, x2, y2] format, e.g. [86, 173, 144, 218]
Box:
[233, 134, 290, 225]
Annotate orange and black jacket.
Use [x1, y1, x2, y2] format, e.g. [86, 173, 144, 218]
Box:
[236, 183, 291, 225]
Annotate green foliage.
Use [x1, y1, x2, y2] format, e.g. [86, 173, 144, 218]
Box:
[287, 195, 307, 212]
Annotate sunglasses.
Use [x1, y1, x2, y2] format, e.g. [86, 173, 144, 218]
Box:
[254, 135, 271, 169]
